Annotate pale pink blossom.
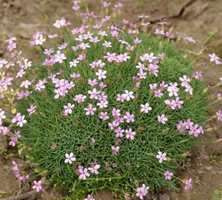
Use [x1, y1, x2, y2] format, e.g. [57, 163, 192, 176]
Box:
[32, 180, 43, 192]
[209, 53, 222, 65]
[184, 178, 192, 191]
[164, 170, 173, 180]
[0, 109, 6, 124]
[27, 104, 37, 116]
[157, 114, 168, 124]
[165, 98, 184, 110]
[88, 163, 100, 175]
[84, 194, 95, 200]
[216, 110, 222, 121]
[99, 112, 109, 121]
[156, 151, 167, 163]
[84, 104, 96, 116]
[74, 94, 86, 104]
[136, 184, 149, 200]
[125, 128, 136, 140]
[6, 37, 17, 51]
[140, 103, 152, 113]
[69, 59, 79, 68]
[53, 18, 70, 28]
[63, 103, 75, 116]
[124, 112, 135, 123]
[12, 113, 27, 127]
[31, 32, 46, 46]
[20, 80, 32, 89]
[78, 165, 90, 180]
[65, 152, 76, 164]
[112, 145, 120, 155]
[96, 69, 107, 80]
[167, 83, 179, 97]
[35, 79, 47, 92]
[54, 51, 66, 64]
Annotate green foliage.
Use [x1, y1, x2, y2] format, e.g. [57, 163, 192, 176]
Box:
[17, 33, 207, 199]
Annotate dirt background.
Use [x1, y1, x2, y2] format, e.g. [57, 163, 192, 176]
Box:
[0, 0, 222, 200]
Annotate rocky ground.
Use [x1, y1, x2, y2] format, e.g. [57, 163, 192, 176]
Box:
[0, 0, 222, 199]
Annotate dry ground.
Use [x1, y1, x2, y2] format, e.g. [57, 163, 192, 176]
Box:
[0, 0, 222, 199]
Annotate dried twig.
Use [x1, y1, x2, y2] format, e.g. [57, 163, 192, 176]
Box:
[0, 191, 37, 200]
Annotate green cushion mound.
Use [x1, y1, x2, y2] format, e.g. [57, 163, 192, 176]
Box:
[17, 32, 207, 199]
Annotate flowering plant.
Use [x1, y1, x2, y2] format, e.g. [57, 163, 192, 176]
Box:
[0, 3, 208, 198]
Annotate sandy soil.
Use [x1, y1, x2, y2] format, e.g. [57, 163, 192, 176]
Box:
[0, 0, 222, 199]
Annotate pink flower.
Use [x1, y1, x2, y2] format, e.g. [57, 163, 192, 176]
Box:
[9, 131, 21, 147]
[179, 75, 191, 87]
[209, 53, 222, 65]
[157, 114, 168, 124]
[88, 88, 100, 100]
[63, 103, 75, 116]
[17, 91, 30, 100]
[96, 69, 107, 80]
[192, 71, 203, 80]
[177, 119, 204, 137]
[97, 98, 108, 108]
[156, 151, 167, 163]
[117, 90, 135, 102]
[88, 163, 100, 175]
[12, 113, 27, 127]
[90, 60, 105, 69]
[84, 194, 95, 200]
[74, 94, 86, 104]
[35, 79, 47, 92]
[84, 104, 96, 116]
[103, 41, 112, 48]
[114, 127, 124, 138]
[53, 79, 74, 99]
[112, 108, 121, 118]
[165, 97, 183, 110]
[88, 79, 98, 87]
[125, 128, 136, 140]
[6, 37, 17, 51]
[184, 178, 192, 191]
[53, 18, 70, 29]
[0, 126, 10, 135]
[65, 152, 76, 164]
[78, 165, 90, 180]
[20, 80, 32, 89]
[54, 51, 66, 64]
[27, 104, 37, 116]
[124, 112, 135, 123]
[70, 72, 81, 79]
[32, 180, 43, 192]
[136, 184, 149, 200]
[116, 94, 126, 102]
[69, 59, 79, 68]
[112, 145, 120, 155]
[216, 110, 222, 121]
[72, 0, 80, 11]
[99, 112, 109, 121]
[140, 53, 157, 63]
[79, 42, 90, 50]
[164, 170, 173, 180]
[140, 103, 152, 113]
[11, 161, 29, 182]
[0, 109, 6, 124]
[183, 36, 196, 44]
[0, 58, 8, 69]
[167, 83, 179, 97]
[148, 63, 159, 76]
[31, 32, 46, 46]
